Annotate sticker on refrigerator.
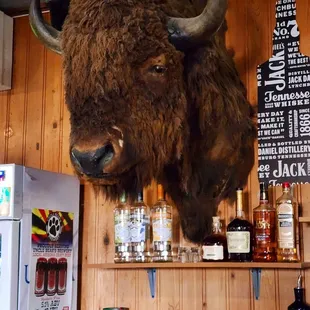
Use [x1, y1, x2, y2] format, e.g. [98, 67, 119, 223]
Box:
[29, 209, 74, 310]
[0, 187, 11, 216]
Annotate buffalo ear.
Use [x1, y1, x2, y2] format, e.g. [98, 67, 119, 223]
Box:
[48, 0, 70, 31]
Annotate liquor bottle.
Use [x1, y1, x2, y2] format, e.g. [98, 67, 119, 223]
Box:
[227, 188, 253, 262]
[114, 192, 131, 263]
[253, 182, 277, 262]
[288, 275, 310, 310]
[151, 184, 173, 262]
[129, 190, 151, 262]
[276, 182, 298, 262]
[202, 216, 228, 261]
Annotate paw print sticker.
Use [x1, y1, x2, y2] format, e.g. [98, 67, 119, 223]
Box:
[46, 213, 63, 242]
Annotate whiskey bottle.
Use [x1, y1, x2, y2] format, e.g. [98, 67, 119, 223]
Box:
[202, 216, 228, 261]
[151, 184, 173, 262]
[227, 188, 253, 262]
[130, 190, 151, 263]
[276, 182, 298, 262]
[288, 275, 310, 310]
[253, 182, 276, 262]
[114, 192, 131, 263]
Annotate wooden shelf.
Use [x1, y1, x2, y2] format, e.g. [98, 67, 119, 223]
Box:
[299, 217, 310, 223]
[85, 262, 310, 270]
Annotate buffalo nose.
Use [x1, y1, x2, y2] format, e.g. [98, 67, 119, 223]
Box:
[71, 144, 114, 176]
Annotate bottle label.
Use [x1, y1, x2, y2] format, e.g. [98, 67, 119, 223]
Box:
[129, 213, 150, 243]
[152, 216, 172, 242]
[227, 231, 250, 253]
[277, 203, 295, 248]
[254, 211, 275, 246]
[114, 213, 130, 244]
[202, 245, 224, 260]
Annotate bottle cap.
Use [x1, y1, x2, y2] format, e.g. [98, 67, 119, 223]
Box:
[137, 191, 143, 202]
[212, 216, 220, 223]
[297, 274, 302, 289]
[282, 182, 290, 189]
[157, 184, 165, 200]
[119, 191, 126, 203]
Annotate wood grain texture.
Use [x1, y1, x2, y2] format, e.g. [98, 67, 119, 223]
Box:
[3, 1, 310, 309]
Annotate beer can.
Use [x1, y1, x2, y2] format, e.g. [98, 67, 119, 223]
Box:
[57, 258, 67, 295]
[34, 257, 47, 297]
[47, 257, 57, 296]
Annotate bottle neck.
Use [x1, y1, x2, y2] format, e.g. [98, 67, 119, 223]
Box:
[212, 222, 221, 234]
[136, 191, 143, 203]
[236, 190, 244, 218]
[157, 184, 165, 201]
[294, 288, 304, 302]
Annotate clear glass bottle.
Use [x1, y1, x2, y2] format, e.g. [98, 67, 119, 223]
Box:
[151, 184, 173, 262]
[129, 190, 151, 263]
[253, 182, 277, 262]
[288, 275, 310, 310]
[202, 216, 227, 261]
[227, 188, 253, 262]
[276, 182, 298, 262]
[114, 192, 131, 263]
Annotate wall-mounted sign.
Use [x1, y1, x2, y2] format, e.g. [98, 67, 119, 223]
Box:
[257, 0, 310, 186]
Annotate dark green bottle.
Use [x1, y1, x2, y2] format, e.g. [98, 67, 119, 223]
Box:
[288, 275, 310, 310]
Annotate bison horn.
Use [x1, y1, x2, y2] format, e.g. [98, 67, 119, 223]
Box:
[167, 0, 228, 50]
[29, 0, 61, 55]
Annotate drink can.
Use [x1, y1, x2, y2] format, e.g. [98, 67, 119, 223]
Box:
[47, 257, 57, 296]
[57, 258, 67, 295]
[34, 257, 47, 297]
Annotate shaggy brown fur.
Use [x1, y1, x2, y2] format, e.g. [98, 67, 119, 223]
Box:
[59, 0, 256, 243]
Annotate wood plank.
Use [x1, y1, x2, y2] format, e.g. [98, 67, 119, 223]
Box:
[96, 269, 116, 309]
[116, 270, 136, 309]
[6, 17, 29, 164]
[23, 21, 45, 168]
[277, 269, 301, 310]
[136, 269, 157, 310]
[158, 269, 181, 310]
[84, 262, 309, 269]
[0, 90, 8, 163]
[181, 269, 203, 310]
[205, 269, 227, 309]
[42, 49, 62, 172]
[227, 269, 251, 310]
[253, 270, 277, 310]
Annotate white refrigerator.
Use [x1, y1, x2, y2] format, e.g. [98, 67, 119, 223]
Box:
[0, 164, 80, 310]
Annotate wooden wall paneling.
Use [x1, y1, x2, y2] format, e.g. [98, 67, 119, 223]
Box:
[80, 185, 98, 309]
[158, 269, 181, 310]
[24, 25, 45, 168]
[227, 269, 251, 310]
[253, 270, 277, 310]
[0, 90, 8, 162]
[136, 270, 158, 310]
[116, 270, 137, 309]
[42, 49, 62, 172]
[181, 269, 203, 309]
[6, 17, 29, 164]
[277, 269, 301, 310]
[205, 269, 227, 309]
[97, 269, 116, 309]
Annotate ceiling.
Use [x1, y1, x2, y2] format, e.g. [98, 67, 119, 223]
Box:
[0, 0, 47, 16]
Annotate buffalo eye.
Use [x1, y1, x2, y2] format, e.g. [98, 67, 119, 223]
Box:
[150, 65, 167, 75]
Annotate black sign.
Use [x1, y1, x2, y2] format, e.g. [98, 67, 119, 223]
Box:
[257, 0, 310, 186]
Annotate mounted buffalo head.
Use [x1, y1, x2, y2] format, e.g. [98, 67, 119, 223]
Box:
[29, 0, 256, 243]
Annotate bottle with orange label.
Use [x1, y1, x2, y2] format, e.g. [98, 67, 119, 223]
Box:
[151, 184, 173, 262]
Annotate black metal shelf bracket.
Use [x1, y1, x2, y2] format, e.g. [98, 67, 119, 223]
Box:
[251, 268, 262, 300]
[147, 268, 156, 298]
